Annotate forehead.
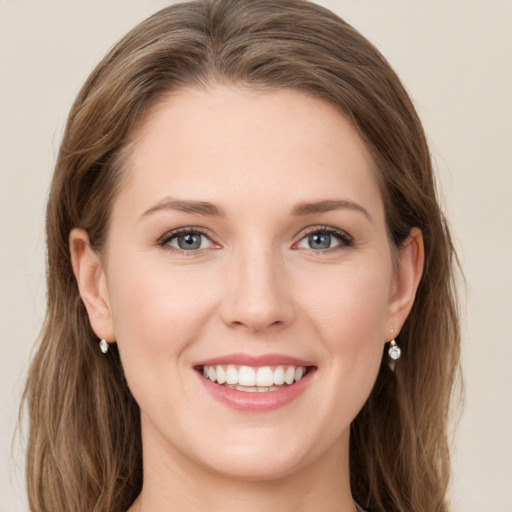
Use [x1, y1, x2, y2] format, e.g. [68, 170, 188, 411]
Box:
[117, 86, 383, 220]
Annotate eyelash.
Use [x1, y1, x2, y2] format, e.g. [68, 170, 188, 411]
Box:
[158, 225, 354, 254]
[293, 225, 354, 252]
[158, 227, 217, 254]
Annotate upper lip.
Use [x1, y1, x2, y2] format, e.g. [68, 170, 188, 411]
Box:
[194, 352, 315, 368]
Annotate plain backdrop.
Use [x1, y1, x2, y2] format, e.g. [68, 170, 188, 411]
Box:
[1, 1, 511, 511]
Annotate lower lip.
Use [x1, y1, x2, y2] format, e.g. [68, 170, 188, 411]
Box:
[197, 369, 315, 412]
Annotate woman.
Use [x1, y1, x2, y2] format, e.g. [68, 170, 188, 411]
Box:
[22, 0, 460, 511]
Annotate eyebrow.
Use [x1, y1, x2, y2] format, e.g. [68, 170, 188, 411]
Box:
[141, 197, 372, 223]
[291, 199, 373, 223]
[141, 197, 226, 218]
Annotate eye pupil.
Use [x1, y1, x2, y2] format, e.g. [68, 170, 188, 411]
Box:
[309, 233, 331, 249]
[178, 233, 202, 250]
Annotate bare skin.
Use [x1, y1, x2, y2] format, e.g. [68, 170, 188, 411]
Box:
[71, 86, 423, 512]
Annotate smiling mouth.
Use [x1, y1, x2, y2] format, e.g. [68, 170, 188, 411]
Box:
[197, 364, 315, 393]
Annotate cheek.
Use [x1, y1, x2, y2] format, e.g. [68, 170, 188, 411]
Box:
[304, 259, 392, 343]
[300, 259, 392, 403]
[105, 256, 216, 379]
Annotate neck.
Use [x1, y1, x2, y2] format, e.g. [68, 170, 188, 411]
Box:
[130, 423, 357, 512]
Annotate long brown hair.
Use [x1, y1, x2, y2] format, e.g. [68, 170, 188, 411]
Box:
[22, 1, 461, 511]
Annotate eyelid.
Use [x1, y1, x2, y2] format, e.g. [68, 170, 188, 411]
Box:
[158, 226, 220, 251]
[157, 224, 353, 253]
[293, 225, 354, 250]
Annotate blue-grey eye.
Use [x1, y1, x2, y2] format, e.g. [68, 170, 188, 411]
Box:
[296, 229, 351, 251]
[168, 232, 212, 251]
[308, 232, 332, 250]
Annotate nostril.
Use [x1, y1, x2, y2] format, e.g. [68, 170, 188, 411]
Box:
[219, 266, 296, 332]
[227, 318, 287, 333]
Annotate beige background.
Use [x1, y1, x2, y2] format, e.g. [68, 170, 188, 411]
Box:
[1, 1, 511, 511]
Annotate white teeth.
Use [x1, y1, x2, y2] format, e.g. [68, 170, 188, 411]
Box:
[216, 365, 226, 384]
[274, 366, 285, 385]
[239, 366, 256, 386]
[229, 384, 281, 392]
[256, 366, 274, 387]
[285, 366, 295, 385]
[201, 363, 309, 389]
[235, 384, 257, 392]
[226, 364, 238, 385]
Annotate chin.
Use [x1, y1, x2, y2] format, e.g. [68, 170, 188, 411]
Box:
[185, 424, 335, 484]
[200, 449, 309, 482]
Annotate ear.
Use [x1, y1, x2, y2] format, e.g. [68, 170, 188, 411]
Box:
[386, 227, 424, 340]
[69, 228, 116, 343]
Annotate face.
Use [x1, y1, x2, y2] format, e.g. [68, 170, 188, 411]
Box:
[76, 86, 418, 482]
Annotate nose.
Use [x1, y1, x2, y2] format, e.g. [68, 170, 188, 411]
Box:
[219, 245, 296, 334]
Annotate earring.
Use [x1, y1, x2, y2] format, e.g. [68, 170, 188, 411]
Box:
[387, 326, 401, 371]
[388, 339, 401, 361]
[99, 339, 109, 354]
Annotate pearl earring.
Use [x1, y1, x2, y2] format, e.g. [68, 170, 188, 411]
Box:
[99, 339, 109, 354]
